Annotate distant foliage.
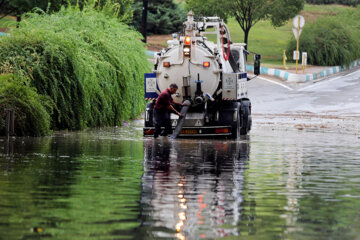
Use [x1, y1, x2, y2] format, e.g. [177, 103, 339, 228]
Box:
[0, 74, 52, 136]
[185, 0, 228, 21]
[286, 16, 360, 66]
[93, 0, 134, 23]
[0, 0, 134, 23]
[306, 0, 360, 6]
[0, 5, 149, 133]
[185, 0, 304, 49]
[132, 0, 186, 34]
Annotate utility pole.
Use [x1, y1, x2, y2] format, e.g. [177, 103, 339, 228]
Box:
[141, 0, 148, 43]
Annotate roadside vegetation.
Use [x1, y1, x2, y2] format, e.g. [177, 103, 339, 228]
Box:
[0, 74, 52, 136]
[146, 3, 360, 68]
[0, 3, 150, 136]
[286, 11, 360, 66]
[306, 0, 360, 6]
[226, 4, 360, 67]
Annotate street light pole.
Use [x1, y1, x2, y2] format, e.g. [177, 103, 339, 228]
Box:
[141, 0, 148, 43]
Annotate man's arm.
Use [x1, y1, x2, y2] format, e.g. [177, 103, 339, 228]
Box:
[168, 105, 183, 117]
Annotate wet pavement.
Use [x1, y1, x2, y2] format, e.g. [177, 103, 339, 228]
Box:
[248, 68, 360, 134]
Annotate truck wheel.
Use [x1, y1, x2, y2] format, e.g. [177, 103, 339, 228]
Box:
[145, 102, 155, 127]
[240, 100, 251, 135]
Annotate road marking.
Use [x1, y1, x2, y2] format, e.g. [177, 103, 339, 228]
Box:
[298, 75, 342, 91]
[257, 76, 293, 90]
[344, 69, 360, 77]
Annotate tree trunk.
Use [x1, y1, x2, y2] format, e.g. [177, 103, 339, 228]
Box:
[16, 16, 21, 28]
[244, 29, 250, 50]
[141, 0, 148, 43]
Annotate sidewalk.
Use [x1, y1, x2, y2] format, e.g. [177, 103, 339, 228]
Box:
[248, 58, 360, 83]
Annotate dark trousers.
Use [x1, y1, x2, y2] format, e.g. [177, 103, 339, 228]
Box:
[153, 108, 173, 137]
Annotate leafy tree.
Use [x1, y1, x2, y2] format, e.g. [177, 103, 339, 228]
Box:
[184, 0, 228, 21]
[0, 0, 69, 20]
[132, 0, 186, 35]
[186, 0, 304, 49]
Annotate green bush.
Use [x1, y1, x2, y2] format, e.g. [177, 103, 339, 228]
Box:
[0, 74, 52, 136]
[0, 4, 150, 132]
[132, 0, 186, 34]
[286, 16, 360, 66]
[306, 0, 360, 6]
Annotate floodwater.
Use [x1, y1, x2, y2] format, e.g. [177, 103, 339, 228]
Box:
[1, 123, 360, 240]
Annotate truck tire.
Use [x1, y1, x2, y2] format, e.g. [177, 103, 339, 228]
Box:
[240, 100, 251, 135]
[145, 102, 155, 127]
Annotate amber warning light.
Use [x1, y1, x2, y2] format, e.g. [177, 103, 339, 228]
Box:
[163, 62, 170, 67]
[203, 62, 210, 68]
[184, 36, 191, 45]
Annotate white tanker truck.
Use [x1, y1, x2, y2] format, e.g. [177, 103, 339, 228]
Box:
[144, 11, 261, 138]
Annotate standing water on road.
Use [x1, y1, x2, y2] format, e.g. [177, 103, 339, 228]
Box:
[1, 124, 360, 239]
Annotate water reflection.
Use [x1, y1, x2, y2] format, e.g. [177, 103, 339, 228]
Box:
[0, 131, 144, 240]
[1, 127, 360, 239]
[141, 138, 250, 239]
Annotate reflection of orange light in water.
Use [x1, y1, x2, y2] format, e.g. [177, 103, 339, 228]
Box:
[198, 195, 207, 209]
[215, 143, 228, 151]
[176, 221, 184, 232]
[176, 179, 186, 238]
[176, 232, 186, 240]
[178, 212, 186, 221]
[197, 194, 207, 224]
[179, 203, 187, 209]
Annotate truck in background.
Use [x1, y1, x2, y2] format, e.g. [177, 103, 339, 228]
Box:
[144, 11, 261, 138]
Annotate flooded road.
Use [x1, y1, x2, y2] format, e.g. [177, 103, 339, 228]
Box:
[1, 124, 360, 239]
[248, 69, 360, 134]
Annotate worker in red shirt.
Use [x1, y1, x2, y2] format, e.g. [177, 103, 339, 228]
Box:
[153, 83, 183, 138]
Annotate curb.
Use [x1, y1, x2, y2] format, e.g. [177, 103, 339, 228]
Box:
[146, 50, 156, 58]
[247, 58, 360, 83]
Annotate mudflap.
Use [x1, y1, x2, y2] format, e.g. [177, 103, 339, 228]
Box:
[144, 102, 155, 128]
[217, 101, 240, 139]
[240, 100, 251, 135]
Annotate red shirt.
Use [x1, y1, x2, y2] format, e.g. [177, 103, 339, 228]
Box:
[154, 88, 174, 110]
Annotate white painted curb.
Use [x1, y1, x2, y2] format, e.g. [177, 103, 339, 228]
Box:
[247, 58, 360, 83]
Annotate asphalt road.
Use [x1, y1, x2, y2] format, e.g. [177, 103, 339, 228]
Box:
[247, 68, 360, 134]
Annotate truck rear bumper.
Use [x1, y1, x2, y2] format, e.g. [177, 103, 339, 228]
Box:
[143, 126, 232, 137]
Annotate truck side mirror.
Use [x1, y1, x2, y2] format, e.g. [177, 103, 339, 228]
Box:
[254, 54, 261, 75]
